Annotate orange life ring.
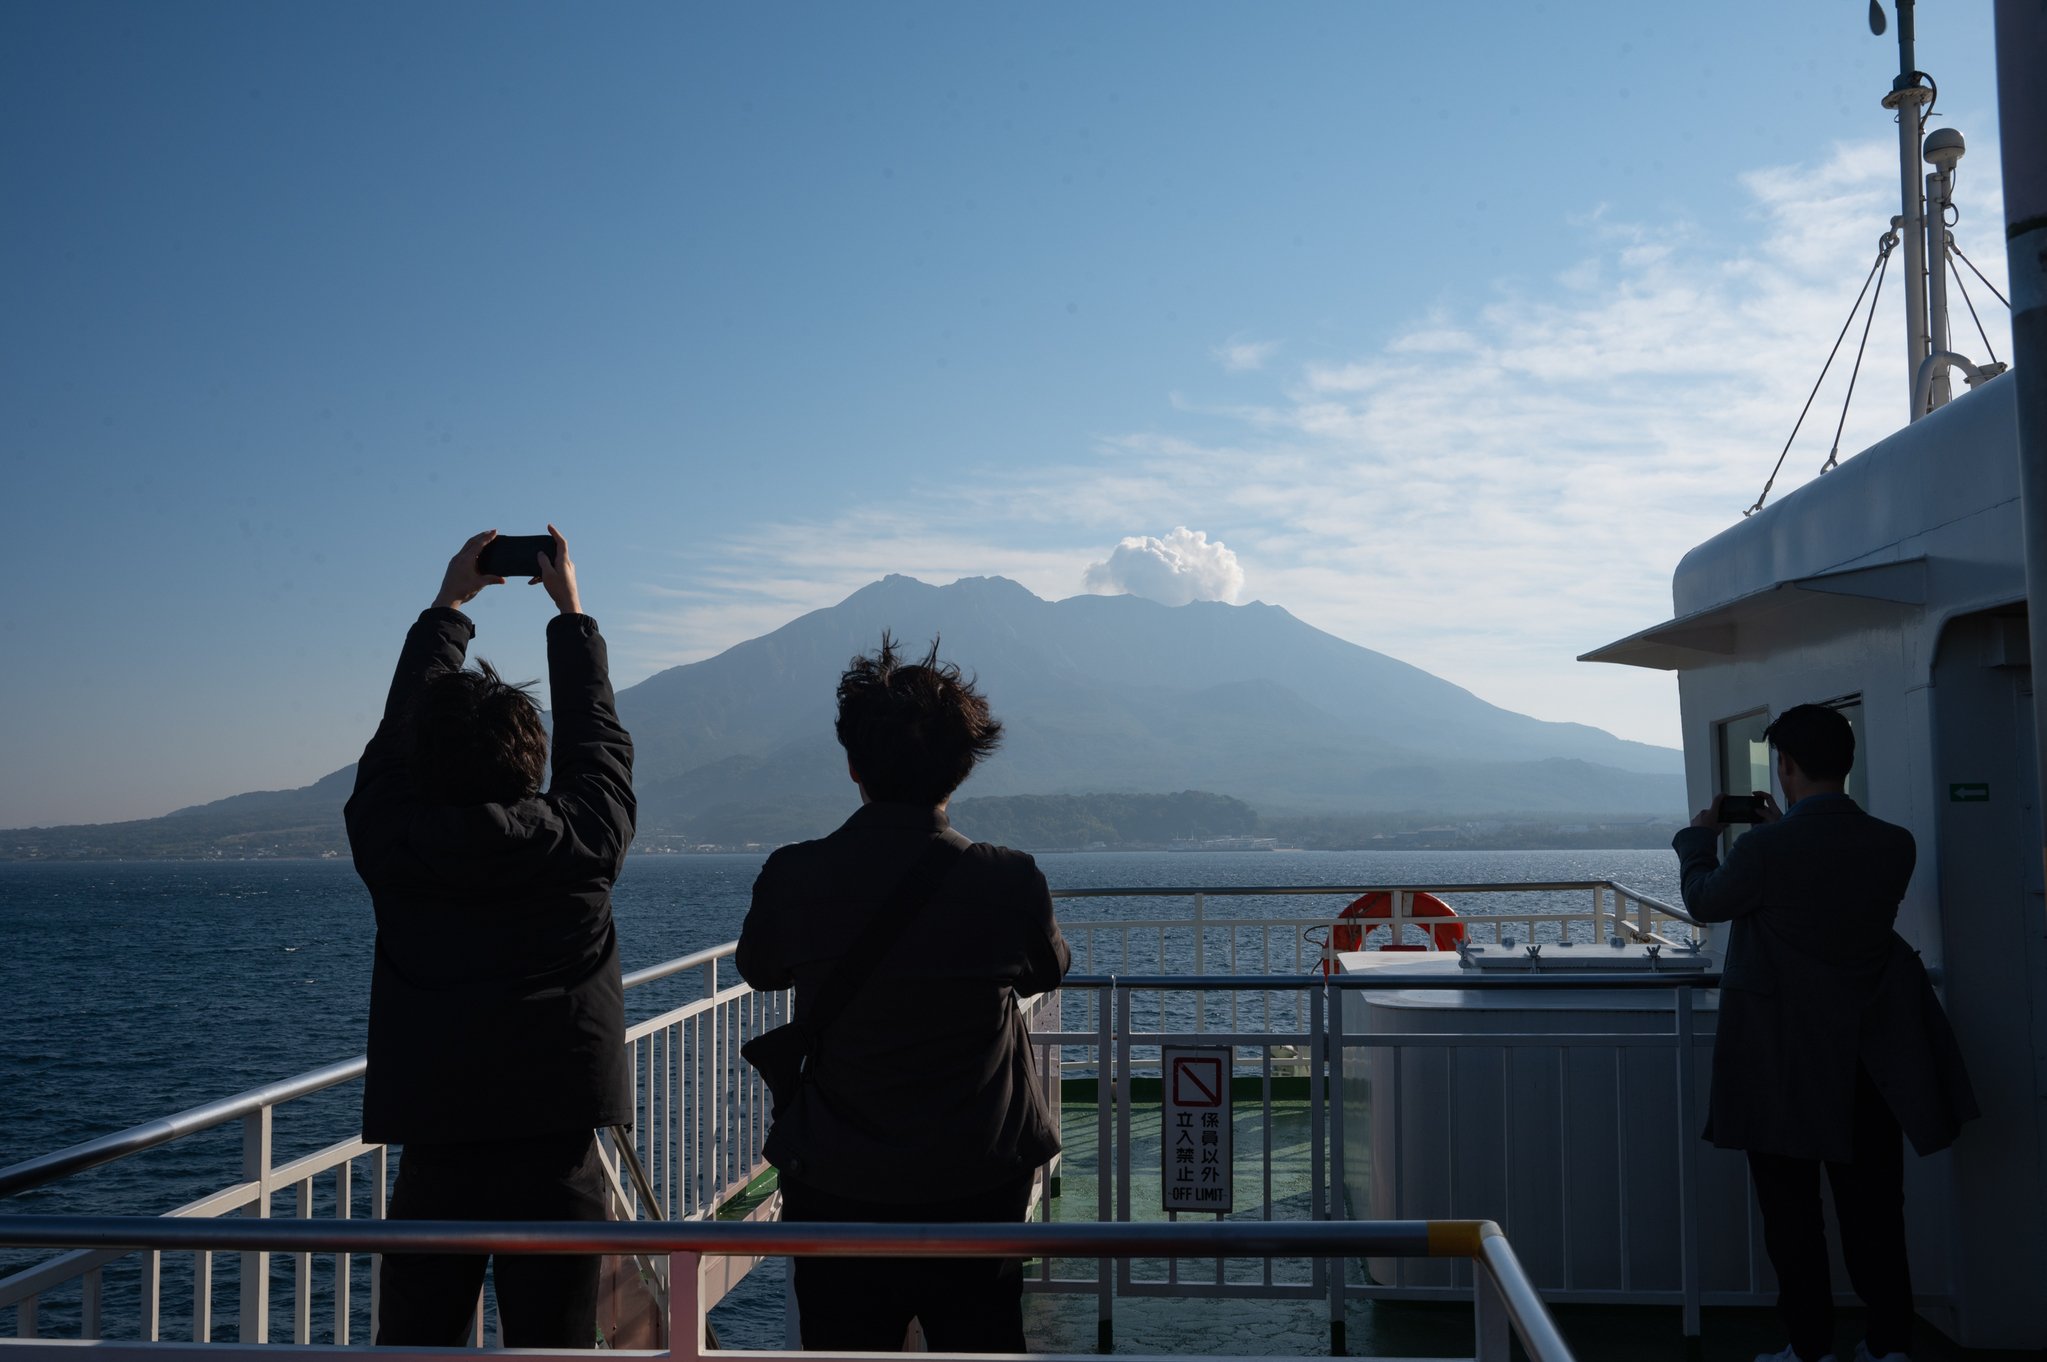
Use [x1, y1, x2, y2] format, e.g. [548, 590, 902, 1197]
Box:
[1313, 892, 1463, 970]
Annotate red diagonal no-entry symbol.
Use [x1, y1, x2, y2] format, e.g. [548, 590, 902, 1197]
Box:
[1173, 1057, 1222, 1106]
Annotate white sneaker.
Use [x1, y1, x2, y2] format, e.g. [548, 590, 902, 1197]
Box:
[1754, 1348, 1838, 1362]
[1852, 1343, 1910, 1362]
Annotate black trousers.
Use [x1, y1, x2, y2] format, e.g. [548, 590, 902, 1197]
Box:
[376, 1132, 609, 1349]
[779, 1173, 1036, 1353]
[1746, 1069, 1913, 1362]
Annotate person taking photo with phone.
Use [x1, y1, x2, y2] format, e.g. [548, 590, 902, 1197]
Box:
[1673, 703, 1974, 1362]
[345, 526, 635, 1348]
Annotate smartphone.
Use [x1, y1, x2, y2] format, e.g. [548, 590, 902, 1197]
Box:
[1718, 793, 1764, 823]
[477, 534, 555, 578]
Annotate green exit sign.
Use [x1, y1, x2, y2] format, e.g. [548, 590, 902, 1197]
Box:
[1949, 783, 1991, 803]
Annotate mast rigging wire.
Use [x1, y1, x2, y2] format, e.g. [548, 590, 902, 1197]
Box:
[1945, 236, 2010, 310]
[1946, 241, 2000, 366]
[1822, 242, 1893, 474]
[1746, 230, 1897, 516]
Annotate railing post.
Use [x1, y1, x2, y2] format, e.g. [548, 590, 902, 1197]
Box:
[194, 1248, 212, 1342]
[369, 1143, 388, 1343]
[1473, 1259, 1513, 1362]
[1096, 980, 1115, 1354]
[239, 1106, 272, 1343]
[1317, 982, 1346, 1355]
[334, 1159, 352, 1345]
[141, 1249, 162, 1341]
[80, 1267, 101, 1340]
[1192, 892, 1206, 1032]
[1675, 987, 1703, 1340]
[668, 1251, 698, 1362]
[706, 960, 723, 1200]
[294, 1177, 314, 1344]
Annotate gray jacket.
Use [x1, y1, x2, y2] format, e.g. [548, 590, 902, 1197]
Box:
[1674, 793, 1976, 1160]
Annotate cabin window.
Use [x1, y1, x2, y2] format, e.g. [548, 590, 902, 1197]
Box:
[1824, 694, 1869, 807]
[1715, 709, 1772, 846]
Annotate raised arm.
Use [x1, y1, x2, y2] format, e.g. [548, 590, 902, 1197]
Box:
[1671, 792, 1782, 923]
[349, 531, 504, 802]
[1671, 823, 1767, 923]
[538, 526, 635, 866]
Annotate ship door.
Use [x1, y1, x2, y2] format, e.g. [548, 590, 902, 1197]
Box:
[1929, 609, 2047, 1349]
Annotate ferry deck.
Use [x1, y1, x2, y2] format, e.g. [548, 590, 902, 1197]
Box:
[1, 882, 2030, 1361]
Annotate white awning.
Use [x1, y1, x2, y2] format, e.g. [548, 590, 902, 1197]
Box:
[1580, 558, 1927, 671]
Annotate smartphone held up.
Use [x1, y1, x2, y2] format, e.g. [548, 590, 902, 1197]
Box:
[1717, 793, 1765, 824]
[477, 534, 556, 579]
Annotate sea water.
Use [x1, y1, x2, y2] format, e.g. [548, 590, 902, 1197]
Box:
[0, 848, 1681, 1342]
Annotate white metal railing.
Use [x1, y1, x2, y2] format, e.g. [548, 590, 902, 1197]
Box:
[0, 1215, 1575, 1362]
[620, 953, 785, 1225]
[0, 944, 779, 1347]
[1050, 881, 1699, 980]
[1, 879, 1697, 1350]
[1027, 968, 1737, 1349]
[1043, 880, 1699, 1078]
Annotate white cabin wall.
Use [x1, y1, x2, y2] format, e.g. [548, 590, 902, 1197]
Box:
[1928, 610, 2047, 1350]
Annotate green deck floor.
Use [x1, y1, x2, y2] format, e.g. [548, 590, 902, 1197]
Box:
[1015, 1091, 2030, 1361]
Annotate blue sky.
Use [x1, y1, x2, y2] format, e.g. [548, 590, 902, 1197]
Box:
[0, 1, 2012, 826]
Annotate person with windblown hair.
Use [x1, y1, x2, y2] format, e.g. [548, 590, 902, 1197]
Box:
[737, 633, 1070, 1353]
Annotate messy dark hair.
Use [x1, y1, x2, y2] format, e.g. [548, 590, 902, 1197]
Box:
[1763, 703, 1855, 783]
[834, 633, 1003, 805]
[409, 660, 549, 806]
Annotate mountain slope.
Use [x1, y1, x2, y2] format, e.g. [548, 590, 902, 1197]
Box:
[618, 574, 1681, 819]
[1, 575, 1684, 856]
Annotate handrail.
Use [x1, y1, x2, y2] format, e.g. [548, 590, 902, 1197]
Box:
[0, 946, 746, 1201]
[0, 1217, 1577, 1362]
[0, 1211, 1492, 1261]
[0, 1057, 367, 1200]
[1474, 1224, 1575, 1362]
[1051, 877, 1673, 903]
[1066, 971, 1720, 990]
[620, 940, 735, 990]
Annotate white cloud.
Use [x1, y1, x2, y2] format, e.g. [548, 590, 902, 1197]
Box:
[1214, 338, 1279, 372]
[1082, 527, 1245, 606]
[632, 137, 2012, 749]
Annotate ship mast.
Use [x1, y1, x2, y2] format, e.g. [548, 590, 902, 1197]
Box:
[1877, 0, 1935, 422]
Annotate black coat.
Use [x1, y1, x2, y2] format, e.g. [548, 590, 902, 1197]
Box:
[1674, 794, 1976, 1160]
[345, 607, 636, 1145]
[736, 802, 1071, 1200]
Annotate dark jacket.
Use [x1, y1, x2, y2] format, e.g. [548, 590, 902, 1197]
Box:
[736, 802, 1071, 1200]
[345, 607, 636, 1145]
[1674, 793, 1976, 1160]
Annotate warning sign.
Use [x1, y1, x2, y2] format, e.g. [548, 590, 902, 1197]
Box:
[1161, 1046, 1233, 1213]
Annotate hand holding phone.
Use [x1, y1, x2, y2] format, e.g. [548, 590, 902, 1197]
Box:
[433, 529, 507, 611]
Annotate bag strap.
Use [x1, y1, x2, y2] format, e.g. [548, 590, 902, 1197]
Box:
[801, 835, 967, 1050]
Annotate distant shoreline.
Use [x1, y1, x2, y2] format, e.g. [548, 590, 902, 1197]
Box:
[0, 834, 1686, 865]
